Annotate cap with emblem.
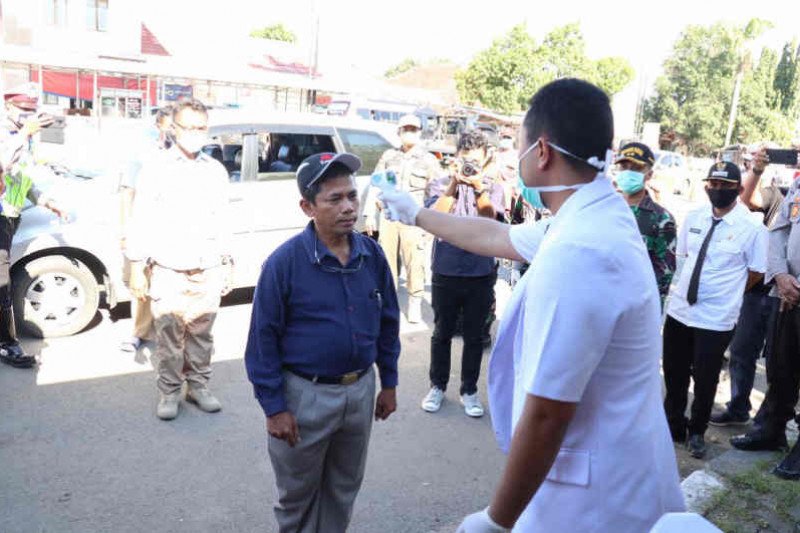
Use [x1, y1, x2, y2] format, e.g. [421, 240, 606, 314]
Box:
[4, 83, 39, 111]
[296, 152, 362, 194]
[397, 114, 421, 130]
[704, 161, 741, 184]
[615, 142, 655, 167]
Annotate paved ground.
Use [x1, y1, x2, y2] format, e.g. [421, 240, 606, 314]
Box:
[0, 193, 785, 532]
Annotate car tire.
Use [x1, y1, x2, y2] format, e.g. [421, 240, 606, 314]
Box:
[12, 256, 100, 338]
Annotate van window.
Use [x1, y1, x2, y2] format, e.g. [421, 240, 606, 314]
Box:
[203, 132, 246, 182]
[338, 128, 392, 174]
[256, 133, 337, 181]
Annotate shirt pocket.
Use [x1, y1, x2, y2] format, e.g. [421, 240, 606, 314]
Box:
[710, 240, 742, 270]
[407, 165, 430, 191]
[546, 448, 591, 487]
[352, 295, 382, 343]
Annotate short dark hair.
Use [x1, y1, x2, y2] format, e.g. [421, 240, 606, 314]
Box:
[457, 130, 489, 154]
[301, 162, 353, 203]
[172, 98, 208, 122]
[155, 104, 173, 126]
[523, 78, 613, 172]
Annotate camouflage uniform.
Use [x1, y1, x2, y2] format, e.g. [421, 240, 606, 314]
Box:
[631, 192, 677, 305]
[364, 145, 440, 298]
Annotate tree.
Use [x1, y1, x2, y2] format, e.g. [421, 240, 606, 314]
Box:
[385, 58, 418, 79]
[774, 40, 800, 114]
[644, 20, 800, 155]
[455, 23, 634, 114]
[249, 24, 297, 43]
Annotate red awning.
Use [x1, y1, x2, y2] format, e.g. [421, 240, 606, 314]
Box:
[30, 69, 157, 104]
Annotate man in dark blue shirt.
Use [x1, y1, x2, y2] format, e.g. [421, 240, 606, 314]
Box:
[421, 130, 505, 418]
[245, 152, 400, 533]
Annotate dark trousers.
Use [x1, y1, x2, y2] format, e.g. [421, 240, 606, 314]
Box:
[430, 273, 494, 396]
[0, 215, 20, 309]
[663, 316, 735, 436]
[760, 307, 800, 436]
[726, 292, 780, 418]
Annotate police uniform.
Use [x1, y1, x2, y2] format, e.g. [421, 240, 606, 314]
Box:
[732, 176, 800, 478]
[366, 142, 440, 301]
[489, 176, 685, 532]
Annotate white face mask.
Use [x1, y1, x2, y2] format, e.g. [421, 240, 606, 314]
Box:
[400, 131, 420, 147]
[499, 138, 514, 150]
[178, 131, 208, 155]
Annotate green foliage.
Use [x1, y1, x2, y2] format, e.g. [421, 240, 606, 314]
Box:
[645, 19, 800, 155]
[455, 23, 635, 114]
[384, 58, 419, 79]
[249, 24, 297, 43]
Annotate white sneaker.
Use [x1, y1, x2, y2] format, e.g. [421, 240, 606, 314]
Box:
[461, 393, 484, 418]
[421, 387, 445, 413]
[407, 296, 422, 324]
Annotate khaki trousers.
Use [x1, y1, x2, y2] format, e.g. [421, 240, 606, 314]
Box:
[378, 219, 426, 297]
[269, 368, 375, 533]
[122, 257, 154, 340]
[148, 265, 223, 395]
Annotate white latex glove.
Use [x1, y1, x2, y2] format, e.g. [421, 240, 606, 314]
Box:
[378, 189, 421, 226]
[456, 508, 510, 533]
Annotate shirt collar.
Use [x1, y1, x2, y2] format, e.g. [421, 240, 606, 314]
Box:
[637, 191, 657, 212]
[705, 201, 745, 226]
[551, 174, 617, 224]
[300, 221, 372, 265]
[167, 146, 211, 164]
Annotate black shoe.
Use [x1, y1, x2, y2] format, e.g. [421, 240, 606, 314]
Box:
[0, 342, 36, 368]
[709, 411, 750, 427]
[773, 442, 800, 480]
[688, 434, 707, 459]
[730, 430, 788, 451]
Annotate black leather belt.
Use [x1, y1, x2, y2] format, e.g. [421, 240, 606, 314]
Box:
[285, 367, 370, 385]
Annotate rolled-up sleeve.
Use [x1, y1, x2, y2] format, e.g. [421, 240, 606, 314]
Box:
[747, 225, 768, 274]
[245, 256, 289, 416]
[509, 220, 550, 263]
[375, 248, 401, 388]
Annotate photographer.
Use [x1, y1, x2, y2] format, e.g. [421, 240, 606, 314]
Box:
[420, 130, 504, 418]
[0, 86, 66, 368]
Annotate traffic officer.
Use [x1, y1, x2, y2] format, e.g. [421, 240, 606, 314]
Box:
[731, 156, 800, 480]
[126, 99, 233, 420]
[381, 78, 684, 532]
[0, 85, 66, 368]
[363, 114, 440, 323]
[614, 142, 676, 307]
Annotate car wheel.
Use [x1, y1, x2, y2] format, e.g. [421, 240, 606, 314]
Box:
[12, 256, 100, 338]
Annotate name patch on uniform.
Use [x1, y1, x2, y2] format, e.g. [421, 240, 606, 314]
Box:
[689, 228, 702, 234]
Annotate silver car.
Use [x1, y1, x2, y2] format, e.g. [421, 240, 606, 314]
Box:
[10, 113, 398, 338]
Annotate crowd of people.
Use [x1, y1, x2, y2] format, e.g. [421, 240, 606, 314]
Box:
[2, 75, 800, 532]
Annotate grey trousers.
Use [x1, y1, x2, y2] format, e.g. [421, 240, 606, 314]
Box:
[269, 368, 376, 533]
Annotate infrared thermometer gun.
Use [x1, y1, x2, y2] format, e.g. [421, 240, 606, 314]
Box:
[371, 170, 400, 221]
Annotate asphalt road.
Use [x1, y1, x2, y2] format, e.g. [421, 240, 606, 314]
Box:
[1, 288, 504, 533]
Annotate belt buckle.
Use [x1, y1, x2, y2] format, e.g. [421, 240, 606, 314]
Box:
[340, 372, 358, 385]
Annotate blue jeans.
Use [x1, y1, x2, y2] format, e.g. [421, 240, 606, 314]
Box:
[726, 291, 779, 418]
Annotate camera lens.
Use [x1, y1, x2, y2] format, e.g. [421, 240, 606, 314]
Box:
[462, 163, 478, 177]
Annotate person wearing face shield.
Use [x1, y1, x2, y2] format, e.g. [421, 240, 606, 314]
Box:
[125, 99, 234, 421]
[663, 162, 768, 460]
[0, 85, 67, 368]
[614, 142, 677, 307]
[363, 114, 441, 323]
[380, 78, 684, 532]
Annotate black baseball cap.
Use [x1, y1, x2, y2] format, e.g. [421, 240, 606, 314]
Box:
[615, 142, 655, 167]
[704, 161, 741, 184]
[296, 152, 362, 193]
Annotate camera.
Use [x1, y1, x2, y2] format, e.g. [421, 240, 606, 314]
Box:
[462, 161, 480, 177]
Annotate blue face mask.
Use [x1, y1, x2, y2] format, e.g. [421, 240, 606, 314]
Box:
[517, 174, 545, 209]
[615, 169, 645, 195]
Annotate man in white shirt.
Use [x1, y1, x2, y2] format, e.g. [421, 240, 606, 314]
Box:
[381, 78, 684, 532]
[663, 161, 768, 459]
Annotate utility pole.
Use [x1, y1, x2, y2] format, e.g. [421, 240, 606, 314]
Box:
[724, 66, 744, 148]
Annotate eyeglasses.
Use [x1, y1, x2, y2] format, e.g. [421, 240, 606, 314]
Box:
[314, 238, 364, 274]
[173, 121, 208, 133]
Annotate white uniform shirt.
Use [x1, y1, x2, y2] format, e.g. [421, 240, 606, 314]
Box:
[489, 176, 685, 533]
[667, 203, 767, 332]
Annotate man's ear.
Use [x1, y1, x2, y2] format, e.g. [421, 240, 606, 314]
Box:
[300, 198, 315, 218]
